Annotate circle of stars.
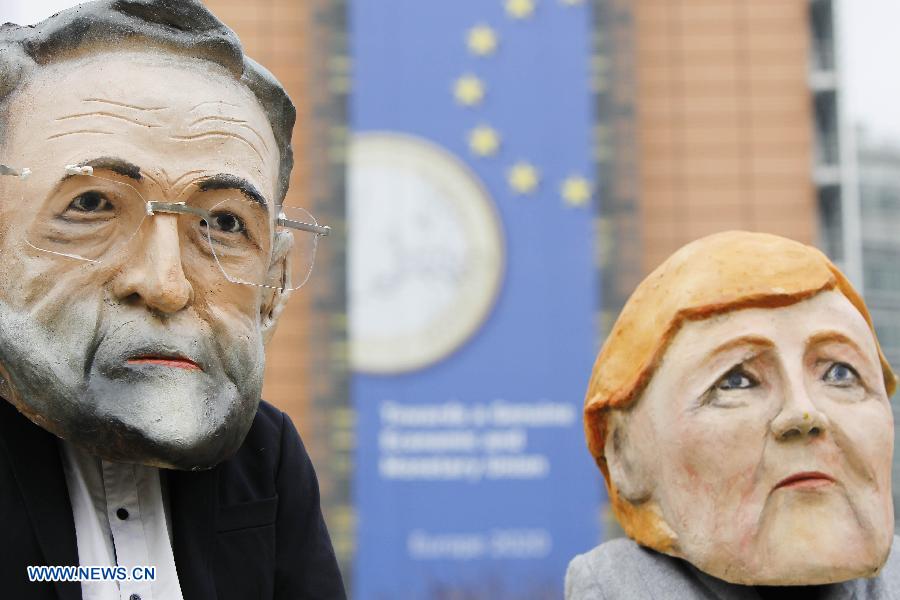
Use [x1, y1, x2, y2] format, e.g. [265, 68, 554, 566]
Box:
[453, 0, 590, 206]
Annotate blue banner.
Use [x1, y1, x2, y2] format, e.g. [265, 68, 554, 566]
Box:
[349, 1, 601, 597]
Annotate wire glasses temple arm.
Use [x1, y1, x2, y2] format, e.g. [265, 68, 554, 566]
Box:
[0, 164, 31, 178]
[278, 216, 331, 237]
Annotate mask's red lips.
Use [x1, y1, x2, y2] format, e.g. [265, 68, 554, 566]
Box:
[775, 471, 835, 490]
[126, 355, 202, 371]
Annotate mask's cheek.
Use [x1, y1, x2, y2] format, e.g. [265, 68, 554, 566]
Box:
[828, 398, 894, 495]
[800, 400, 895, 560]
[0, 245, 102, 424]
[205, 302, 266, 393]
[656, 408, 771, 555]
[0, 290, 102, 436]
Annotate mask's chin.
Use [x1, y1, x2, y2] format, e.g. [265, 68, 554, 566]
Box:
[74, 369, 261, 469]
[68, 408, 259, 470]
[669, 491, 893, 586]
[0, 321, 265, 470]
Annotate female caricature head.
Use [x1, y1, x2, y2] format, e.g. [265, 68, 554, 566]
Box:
[586, 231, 897, 584]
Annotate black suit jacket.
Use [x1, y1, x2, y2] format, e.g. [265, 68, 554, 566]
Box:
[0, 399, 347, 600]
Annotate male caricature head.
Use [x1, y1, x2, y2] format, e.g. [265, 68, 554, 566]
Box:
[0, 0, 324, 469]
[585, 231, 897, 585]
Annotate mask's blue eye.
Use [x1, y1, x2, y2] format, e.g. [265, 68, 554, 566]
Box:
[716, 368, 757, 391]
[824, 362, 858, 385]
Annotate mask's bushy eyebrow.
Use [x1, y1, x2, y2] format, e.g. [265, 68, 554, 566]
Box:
[196, 174, 267, 209]
[67, 157, 143, 181]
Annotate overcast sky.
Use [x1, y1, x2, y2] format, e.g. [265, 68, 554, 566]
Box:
[3, 0, 897, 142]
[839, 0, 900, 142]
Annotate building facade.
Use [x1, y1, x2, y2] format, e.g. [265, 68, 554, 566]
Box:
[595, 0, 849, 324]
[857, 134, 900, 530]
[860, 136, 900, 368]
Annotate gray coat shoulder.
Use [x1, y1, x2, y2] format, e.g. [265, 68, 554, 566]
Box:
[565, 538, 721, 600]
[877, 534, 900, 594]
[566, 535, 900, 600]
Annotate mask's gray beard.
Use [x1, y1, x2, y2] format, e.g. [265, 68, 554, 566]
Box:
[0, 293, 266, 469]
[0, 296, 89, 426]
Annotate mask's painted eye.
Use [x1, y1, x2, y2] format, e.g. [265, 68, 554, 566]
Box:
[716, 367, 758, 391]
[201, 213, 245, 234]
[69, 191, 113, 213]
[823, 362, 859, 386]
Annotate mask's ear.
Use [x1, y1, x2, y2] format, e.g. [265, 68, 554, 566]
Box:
[605, 410, 655, 503]
[260, 230, 293, 345]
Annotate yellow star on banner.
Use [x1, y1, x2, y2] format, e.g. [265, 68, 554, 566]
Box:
[454, 75, 485, 106]
[468, 126, 501, 156]
[467, 25, 498, 56]
[508, 162, 540, 194]
[506, 0, 535, 19]
[561, 176, 591, 206]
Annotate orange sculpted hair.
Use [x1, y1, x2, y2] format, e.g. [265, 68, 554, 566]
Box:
[584, 231, 897, 551]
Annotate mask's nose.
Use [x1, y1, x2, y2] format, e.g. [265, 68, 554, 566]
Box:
[770, 378, 830, 442]
[110, 215, 194, 314]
